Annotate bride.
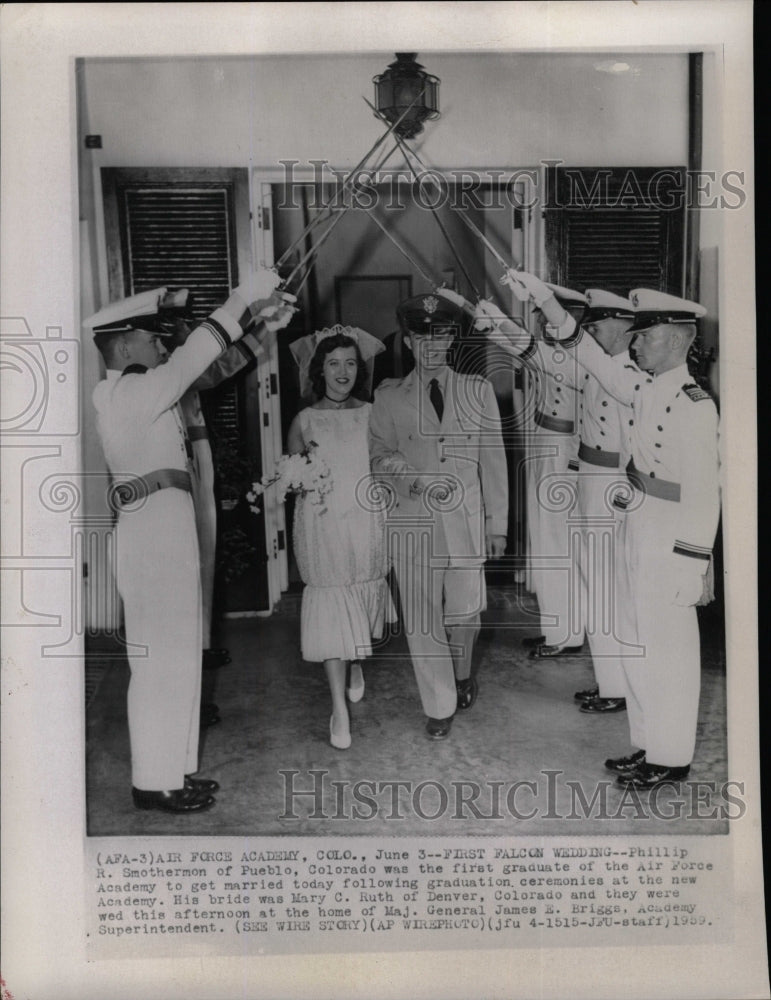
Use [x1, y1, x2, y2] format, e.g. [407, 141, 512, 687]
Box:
[287, 326, 394, 750]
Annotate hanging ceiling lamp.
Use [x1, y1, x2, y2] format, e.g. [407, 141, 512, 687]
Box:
[372, 53, 440, 139]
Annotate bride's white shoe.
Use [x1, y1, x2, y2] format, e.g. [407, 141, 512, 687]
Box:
[329, 712, 351, 750]
[346, 662, 365, 703]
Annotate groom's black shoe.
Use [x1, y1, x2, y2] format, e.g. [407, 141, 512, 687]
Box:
[203, 648, 231, 670]
[426, 716, 453, 740]
[456, 677, 478, 711]
[200, 702, 221, 727]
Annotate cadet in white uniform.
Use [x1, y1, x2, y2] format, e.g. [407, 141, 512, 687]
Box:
[370, 294, 508, 739]
[495, 275, 721, 789]
[87, 270, 289, 812]
[475, 284, 586, 656]
[571, 289, 639, 714]
[160, 292, 280, 674]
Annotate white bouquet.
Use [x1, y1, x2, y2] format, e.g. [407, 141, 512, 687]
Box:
[247, 441, 333, 514]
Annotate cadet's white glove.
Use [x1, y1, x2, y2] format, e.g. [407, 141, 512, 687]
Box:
[435, 287, 471, 310]
[500, 269, 532, 303]
[473, 300, 530, 353]
[501, 268, 553, 308]
[473, 298, 508, 330]
[253, 290, 297, 332]
[234, 267, 282, 305]
[672, 556, 708, 607]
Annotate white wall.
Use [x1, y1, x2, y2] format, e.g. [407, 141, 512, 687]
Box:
[81, 51, 689, 170]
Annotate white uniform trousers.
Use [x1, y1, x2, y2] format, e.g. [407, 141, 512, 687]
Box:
[115, 489, 202, 790]
[575, 464, 632, 697]
[621, 493, 701, 767]
[526, 435, 584, 647]
[390, 522, 484, 720]
[190, 439, 217, 647]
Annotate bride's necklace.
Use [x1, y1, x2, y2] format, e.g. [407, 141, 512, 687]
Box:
[324, 392, 352, 409]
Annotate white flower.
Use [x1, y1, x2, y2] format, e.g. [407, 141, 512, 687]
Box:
[247, 441, 335, 515]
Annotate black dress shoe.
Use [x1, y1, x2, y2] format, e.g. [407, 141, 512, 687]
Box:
[203, 648, 231, 670]
[574, 685, 599, 702]
[456, 677, 478, 711]
[530, 643, 584, 659]
[580, 696, 627, 714]
[200, 702, 221, 727]
[604, 749, 645, 773]
[132, 785, 215, 812]
[522, 634, 546, 649]
[425, 716, 453, 740]
[616, 762, 691, 789]
[185, 774, 220, 793]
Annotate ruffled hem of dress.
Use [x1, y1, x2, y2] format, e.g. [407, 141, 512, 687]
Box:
[300, 576, 396, 663]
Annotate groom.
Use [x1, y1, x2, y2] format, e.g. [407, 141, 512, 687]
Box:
[370, 293, 508, 739]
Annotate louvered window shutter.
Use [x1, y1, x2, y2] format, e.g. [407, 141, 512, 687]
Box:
[118, 183, 243, 446]
[545, 167, 686, 295]
[108, 175, 270, 612]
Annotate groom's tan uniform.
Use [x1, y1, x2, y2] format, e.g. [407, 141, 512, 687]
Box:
[370, 352, 508, 720]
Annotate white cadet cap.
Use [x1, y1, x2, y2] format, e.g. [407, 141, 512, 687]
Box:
[83, 288, 168, 336]
[544, 282, 587, 307]
[629, 288, 706, 332]
[583, 288, 635, 321]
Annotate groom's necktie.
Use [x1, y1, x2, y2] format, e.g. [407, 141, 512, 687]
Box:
[429, 378, 444, 423]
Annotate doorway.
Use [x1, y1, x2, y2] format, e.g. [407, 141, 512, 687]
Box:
[253, 172, 533, 591]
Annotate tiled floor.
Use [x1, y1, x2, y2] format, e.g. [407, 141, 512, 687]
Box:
[86, 587, 728, 838]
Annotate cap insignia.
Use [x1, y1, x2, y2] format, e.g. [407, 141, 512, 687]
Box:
[423, 295, 439, 314]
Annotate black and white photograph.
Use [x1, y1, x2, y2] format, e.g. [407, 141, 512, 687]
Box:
[0, 3, 764, 999]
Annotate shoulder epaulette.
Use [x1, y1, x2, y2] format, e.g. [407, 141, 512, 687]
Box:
[682, 383, 711, 402]
[121, 364, 148, 376]
[374, 378, 401, 391]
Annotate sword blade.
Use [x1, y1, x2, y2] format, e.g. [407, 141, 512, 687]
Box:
[276, 88, 428, 268]
[365, 210, 438, 287]
[363, 97, 482, 301]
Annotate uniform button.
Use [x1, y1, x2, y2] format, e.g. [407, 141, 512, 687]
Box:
[650, 472, 656, 478]
[408, 434, 413, 440]
[600, 431, 605, 436]
[657, 425, 663, 431]
[629, 419, 634, 426]
[666, 406, 671, 413]
[596, 444, 602, 450]
[585, 373, 589, 380]
[655, 443, 661, 448]
[579, 389, 584, 394]
[634, 384, 640, 390]
[552, 411, 558, 416]
[439, 436, 445, 443]
[601, 400, 608, 407]
[440, 457, 446, 463]
[646, 378, 653, 383]
[556, 387, 562, 393]
[600, 416, 605, 422]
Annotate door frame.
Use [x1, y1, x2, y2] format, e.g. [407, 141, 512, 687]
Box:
[250, 164, 538, 599]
